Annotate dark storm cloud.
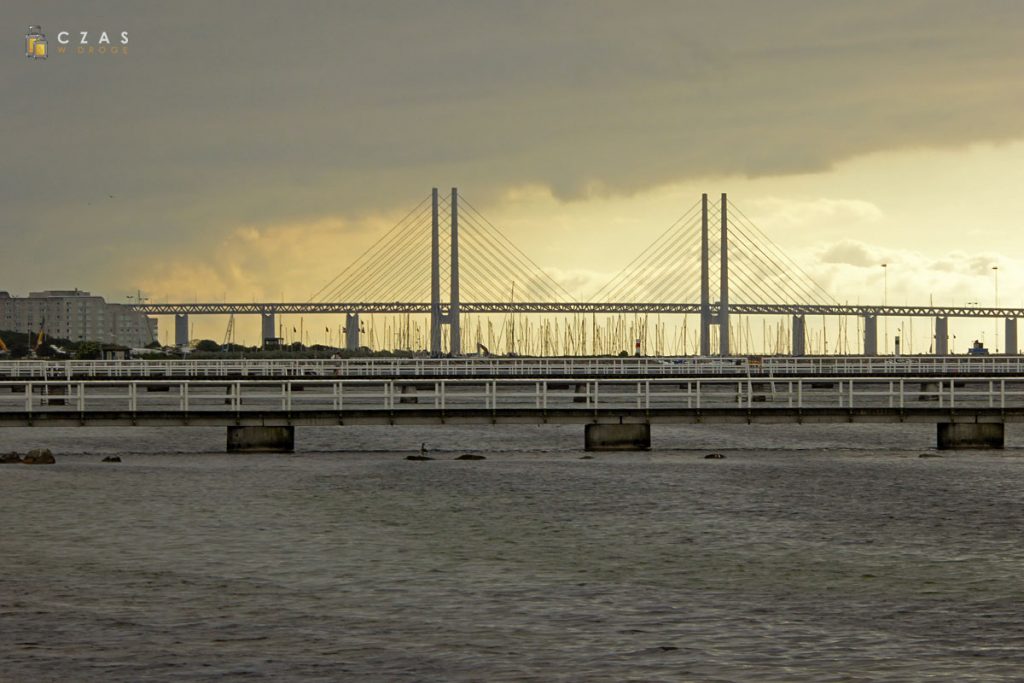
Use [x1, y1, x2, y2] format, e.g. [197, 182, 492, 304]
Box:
[2, 0, 1023, 292]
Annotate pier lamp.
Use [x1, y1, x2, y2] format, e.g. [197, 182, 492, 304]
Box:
[993, 266, 999, 352]
[881, 263, 888, 353]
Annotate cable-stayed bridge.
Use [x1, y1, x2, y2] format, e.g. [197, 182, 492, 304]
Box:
[128, 189, 1019, 357]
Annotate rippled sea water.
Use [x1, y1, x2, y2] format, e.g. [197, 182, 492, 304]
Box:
[3, 424, 1024, 682]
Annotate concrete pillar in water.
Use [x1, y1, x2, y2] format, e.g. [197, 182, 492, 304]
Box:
[719, 193, 729, 357]
[345, 313, 360, 351]
[935, 317, 948, 356]
[584, 423, 651, 451]
[1005, 318, 1017, 355]
[174, 314, 189, 347]
[937, 423, 1004, 450]
[792, 315, 806, 356]
[699, 193, 711, 356]
[863, 315, 878, 356]
[430, 187, 442, 356]
[226, 426, 295, 453]
[261, 313, 275, 348]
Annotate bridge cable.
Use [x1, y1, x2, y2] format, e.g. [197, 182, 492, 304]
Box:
[309, 194, 431, 302]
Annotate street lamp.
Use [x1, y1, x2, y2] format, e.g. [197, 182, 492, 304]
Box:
[126, 291, 154, 348]
[881, 263, 888, 354]
[993, 265, 1000, 353]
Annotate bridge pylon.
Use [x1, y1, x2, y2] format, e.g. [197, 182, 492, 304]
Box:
[699, 192, 730, 356]
[429, 187, 461, 356]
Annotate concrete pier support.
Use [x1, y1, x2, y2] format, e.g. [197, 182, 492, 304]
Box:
[935, 317, 948, 356]
[345, 313, 360, 350]
[227, 426, 295, 453]
[937, 423, 1004, 450]
[261, 313, 275, 348]
[585, 423, 651, 451]
[863, 315, 878, 356]
[792, 315, 806, 356]
[174, 314, 189, 347]
[1005, 318, 1017, 355]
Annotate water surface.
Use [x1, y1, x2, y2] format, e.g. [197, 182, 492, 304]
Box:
[2, 424, 1023, 681]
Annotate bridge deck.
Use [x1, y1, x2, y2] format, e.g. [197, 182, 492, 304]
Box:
[2, 376, 1022, 427]
[4, 356, 1024, 380]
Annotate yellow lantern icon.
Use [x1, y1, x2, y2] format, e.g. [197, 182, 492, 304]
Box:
[25, 26, 47, 60]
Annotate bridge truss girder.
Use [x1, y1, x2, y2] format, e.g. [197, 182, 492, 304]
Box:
[131, 301, 1024, 319]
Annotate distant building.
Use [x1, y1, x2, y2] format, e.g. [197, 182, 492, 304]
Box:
[0, 290, 158, 347]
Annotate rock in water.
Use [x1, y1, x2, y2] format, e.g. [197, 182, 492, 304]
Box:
[579, 455, 594, 460]
[455, 454, 486, 460]
[919, 453, 942, 458]
[405, 455, 434, 461]
[704, 453, 726, 459]
[1, 452, 21, 464]
[102, 456, 122, 463]
[22, 448, 56, 465]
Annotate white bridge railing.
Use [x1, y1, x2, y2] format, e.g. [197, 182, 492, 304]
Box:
[2, 377, 1023, 416]
[2, 355, 1024, 379]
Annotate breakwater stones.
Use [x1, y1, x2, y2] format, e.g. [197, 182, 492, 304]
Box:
[405, 453, 486, 461]
[2, 448, 57, 465]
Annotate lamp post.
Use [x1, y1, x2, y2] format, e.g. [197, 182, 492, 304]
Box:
[881, 263, 888, 354]
[127, 290, 153, 347]
[993, 265, 1000, 352]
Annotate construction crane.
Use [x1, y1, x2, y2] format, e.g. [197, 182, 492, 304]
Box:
[222, 314, 236, 348]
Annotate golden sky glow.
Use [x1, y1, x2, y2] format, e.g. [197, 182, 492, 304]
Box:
[4, 2, 1024, 350]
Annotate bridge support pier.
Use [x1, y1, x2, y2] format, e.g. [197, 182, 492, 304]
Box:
[935, 317, 948, 355]
[174, 314, 189, 348]
[792, 315, 806, 356]
[227, 426, 295, 453]
[584, 423, 651, 451]
[1006, 318, 1017, 355]
[863, 315, 878, 356]
[261, 313, 275, 348]
[937, 422, 1004, 450]
[345, 313, 360, 351]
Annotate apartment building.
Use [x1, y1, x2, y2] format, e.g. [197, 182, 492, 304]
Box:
[0, 289, 158, 347]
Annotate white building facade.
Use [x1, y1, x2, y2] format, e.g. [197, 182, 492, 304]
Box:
[0, 290, 157, 347]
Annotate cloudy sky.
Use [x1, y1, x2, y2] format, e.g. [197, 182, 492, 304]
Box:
[4, 1, 1024, 347]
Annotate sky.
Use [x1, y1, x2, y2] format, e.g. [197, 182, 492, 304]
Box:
[3, 1, 1024, 349]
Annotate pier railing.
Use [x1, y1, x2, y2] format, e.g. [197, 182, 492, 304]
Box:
[2, 377, 1023, 421]
[3, 356, 1024, 380]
